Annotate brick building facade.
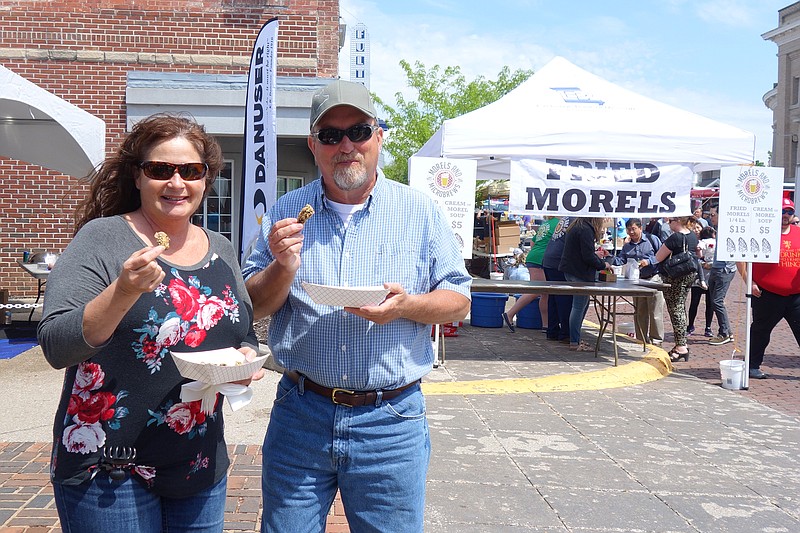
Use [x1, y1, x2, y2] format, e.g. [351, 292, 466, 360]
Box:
[0, 0, 340, 298]
[763, 2, 800, 185]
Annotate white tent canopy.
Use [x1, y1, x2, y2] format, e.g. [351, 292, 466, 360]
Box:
[0, 65, 105, 177]
[415, 56, 755, 178]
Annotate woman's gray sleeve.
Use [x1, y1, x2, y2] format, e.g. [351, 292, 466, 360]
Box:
[37, 223, 121, 369]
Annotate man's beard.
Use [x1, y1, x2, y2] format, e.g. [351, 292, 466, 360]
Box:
[332, 157, 371, 191]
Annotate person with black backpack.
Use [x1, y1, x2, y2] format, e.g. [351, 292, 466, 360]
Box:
[606, 218, 665, 346]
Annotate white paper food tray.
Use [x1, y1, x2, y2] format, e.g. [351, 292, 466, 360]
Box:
[301, 282, 389, 307]
[171, 347, 267, 385]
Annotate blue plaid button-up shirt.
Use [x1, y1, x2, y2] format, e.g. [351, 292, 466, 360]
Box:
[243, 171, 471, 390]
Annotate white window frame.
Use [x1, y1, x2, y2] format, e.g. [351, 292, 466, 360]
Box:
[193, 159, 234, 242]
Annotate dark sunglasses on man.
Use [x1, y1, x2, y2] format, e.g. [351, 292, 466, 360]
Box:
[138, 161, 209, 181]
[782, 208, 795, 216]
[311, 123, 380, 145]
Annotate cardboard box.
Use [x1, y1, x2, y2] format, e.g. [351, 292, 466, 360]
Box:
[599, 271, 617, 282]
[495, 220, 520, 238]
[494, 235, 520, 251]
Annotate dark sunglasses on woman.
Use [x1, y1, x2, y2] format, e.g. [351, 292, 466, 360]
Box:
[138, 161, 209, 181]
[311, 123, 380, 145]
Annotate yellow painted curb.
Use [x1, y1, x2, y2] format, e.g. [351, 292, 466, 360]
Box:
[423, 330, 673, 395]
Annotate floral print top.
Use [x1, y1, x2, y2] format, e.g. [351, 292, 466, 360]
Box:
[39, 216, 258, 498]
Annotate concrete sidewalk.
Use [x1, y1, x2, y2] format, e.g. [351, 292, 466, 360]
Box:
[1, 280, 799, 532]
[423, 325, 800, 532]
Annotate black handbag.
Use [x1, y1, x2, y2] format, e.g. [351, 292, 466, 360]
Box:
[660, 233, 696, 279]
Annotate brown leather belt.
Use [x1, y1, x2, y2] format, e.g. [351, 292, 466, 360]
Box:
[284, 371, 419, 408]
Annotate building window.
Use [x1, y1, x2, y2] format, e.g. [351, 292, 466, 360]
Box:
[277, 176, 303, 198]
[193, 161, 233, 240]
[793, 76, 800, 105]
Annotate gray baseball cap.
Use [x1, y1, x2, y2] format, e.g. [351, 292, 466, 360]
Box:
[310, 80, 377, 128]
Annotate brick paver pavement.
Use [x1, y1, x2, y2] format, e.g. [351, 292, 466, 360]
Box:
[656, 275, 800, 418]
[0, 442, 349, 532]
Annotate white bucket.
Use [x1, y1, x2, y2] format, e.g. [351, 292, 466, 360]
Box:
[489, 272, 504, 280]
[618, 322, 635, 336]
[719, 359, 745, 390]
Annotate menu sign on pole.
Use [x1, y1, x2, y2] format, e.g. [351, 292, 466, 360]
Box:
[716, 166, 783, 264]
[408, 156, 477, 259]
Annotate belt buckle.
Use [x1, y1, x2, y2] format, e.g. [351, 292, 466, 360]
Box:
[331, 388, 356, 406]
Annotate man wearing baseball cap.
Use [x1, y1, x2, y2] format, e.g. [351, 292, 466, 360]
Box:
[243, 79, 471, 531]
[739, 196, 800, 379]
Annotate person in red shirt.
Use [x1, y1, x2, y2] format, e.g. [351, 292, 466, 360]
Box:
[739, 197, 800, 379]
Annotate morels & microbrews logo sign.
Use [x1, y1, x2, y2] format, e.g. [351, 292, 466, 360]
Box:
[425, 161, 462, 198]
[736, 166, 771, 204]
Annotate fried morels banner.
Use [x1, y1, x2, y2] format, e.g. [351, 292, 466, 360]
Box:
[508, 158, 693, 216]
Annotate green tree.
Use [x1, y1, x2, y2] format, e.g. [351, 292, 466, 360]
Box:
[373, 60, 532, 183]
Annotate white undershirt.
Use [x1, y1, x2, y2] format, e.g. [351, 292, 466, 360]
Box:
[326, 198, 366, 229]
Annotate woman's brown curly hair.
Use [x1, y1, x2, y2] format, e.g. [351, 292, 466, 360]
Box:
[74, 113, 223, 234]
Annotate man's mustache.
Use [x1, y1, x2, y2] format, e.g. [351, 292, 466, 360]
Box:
[332, 154, 363, 165]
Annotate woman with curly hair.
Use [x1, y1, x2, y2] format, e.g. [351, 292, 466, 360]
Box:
[38, 114, 263, 532]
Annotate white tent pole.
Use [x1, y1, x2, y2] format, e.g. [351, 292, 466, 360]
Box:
[742, 262, 752, 389]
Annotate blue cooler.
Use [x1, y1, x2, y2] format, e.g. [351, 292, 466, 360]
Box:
[470, 293, 508, 328]
[516, 297, 542, 329]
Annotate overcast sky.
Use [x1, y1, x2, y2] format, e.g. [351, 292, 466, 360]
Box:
[338, 0, 788, 165]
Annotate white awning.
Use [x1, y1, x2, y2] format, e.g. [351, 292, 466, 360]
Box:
[0, 65, 105, 177]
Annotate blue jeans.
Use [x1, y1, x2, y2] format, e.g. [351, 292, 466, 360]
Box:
[707, 268, 735, 336]
[261, 374, 430, 533]
[53, 470, 227, 533]
[565, 272, 590, 343]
